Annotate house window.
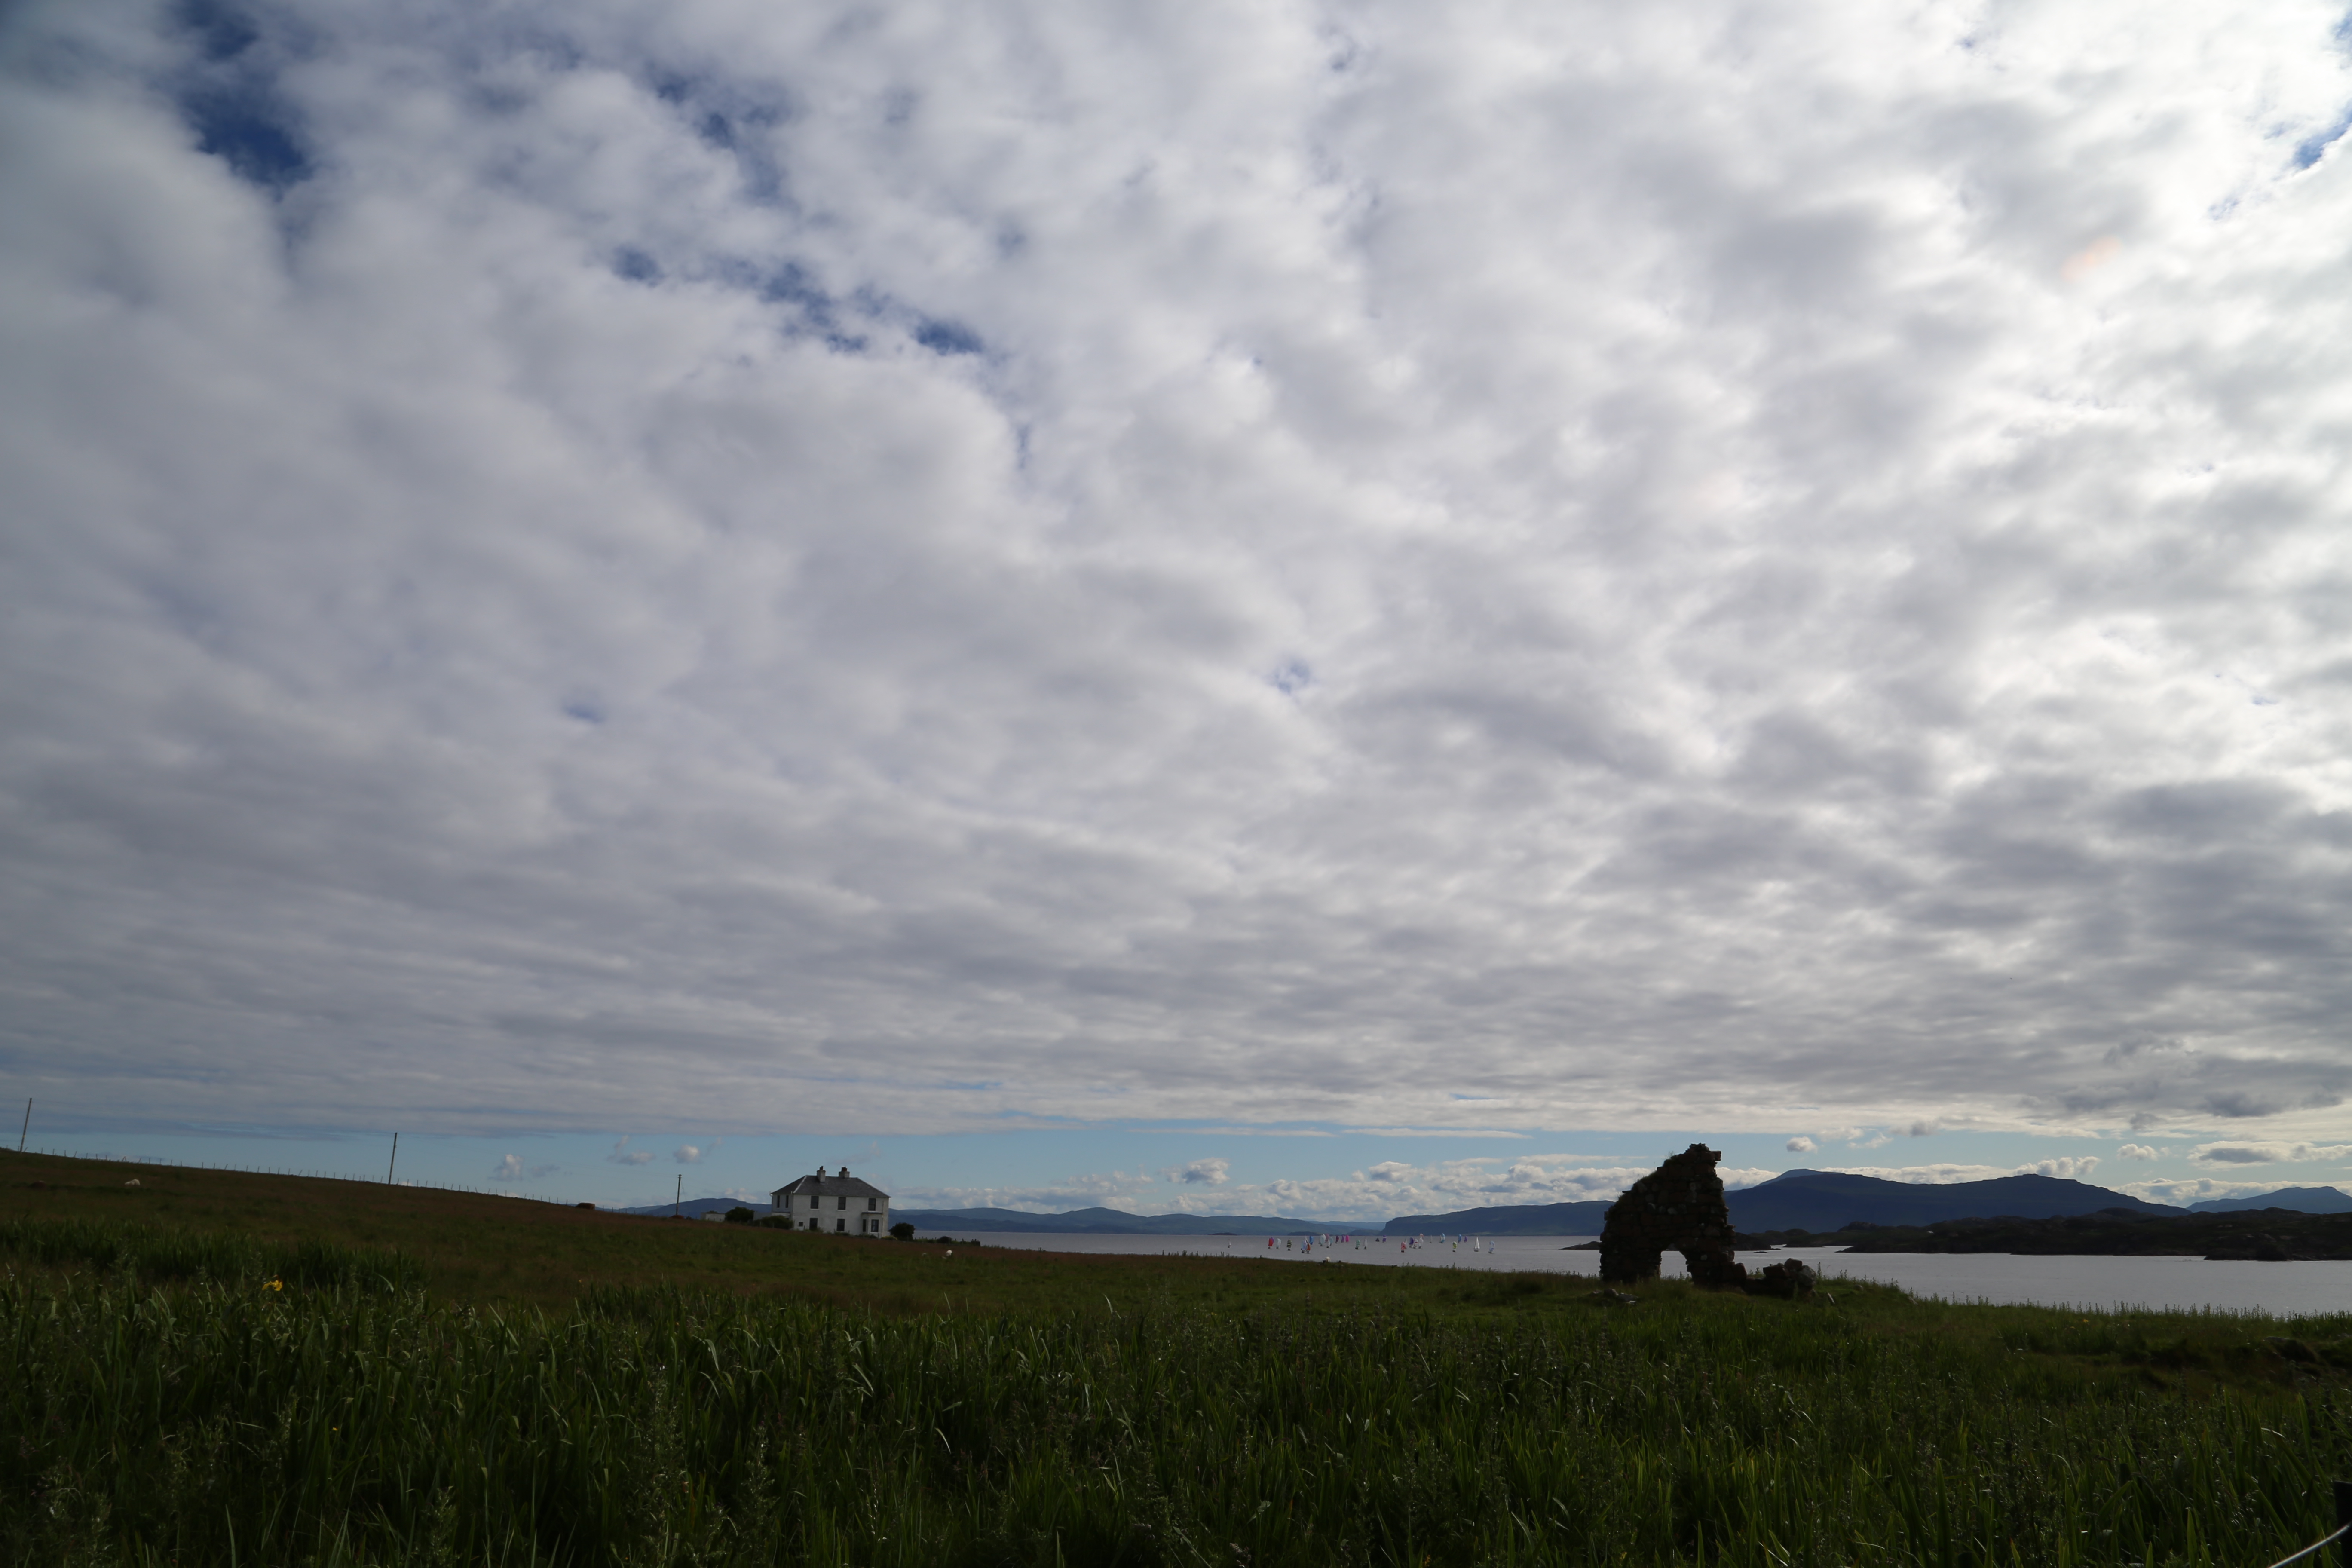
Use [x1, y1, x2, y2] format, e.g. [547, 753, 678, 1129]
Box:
[836, 1196, 846, 1210]
[834, 1218, 844, 1233]
[866, 1197, 876, 1211]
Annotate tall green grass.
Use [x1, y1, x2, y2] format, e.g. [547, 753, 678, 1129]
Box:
[3, 1226, 2346, 1565]
[0, 1215, 425, 1293]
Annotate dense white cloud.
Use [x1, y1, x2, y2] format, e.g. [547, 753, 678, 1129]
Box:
[1168, 1157, 1230, 1186]
[1785, 1137, 1816, 1154]
[5, 0, 2352, 1143]
[2116, 1143, 2166, 1161]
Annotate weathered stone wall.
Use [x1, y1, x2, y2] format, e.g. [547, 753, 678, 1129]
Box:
[1746, 1258, 1818, 1298]
[1599, 1143, 1748, 1289]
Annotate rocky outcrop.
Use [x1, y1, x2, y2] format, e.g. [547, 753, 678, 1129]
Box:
[1599, 1144, 1748, 1289]
[1746, 1258, 1817, 1298]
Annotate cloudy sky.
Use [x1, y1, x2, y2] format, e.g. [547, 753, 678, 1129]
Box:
[4, 0, 2350, 1217]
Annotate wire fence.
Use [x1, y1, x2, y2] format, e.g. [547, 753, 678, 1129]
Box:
[6, 1144, 587, 1207]
[2262, 1502, 2350, 1568]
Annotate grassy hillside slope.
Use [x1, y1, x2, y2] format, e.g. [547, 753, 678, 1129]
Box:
[4, 1149, 2349, 1567]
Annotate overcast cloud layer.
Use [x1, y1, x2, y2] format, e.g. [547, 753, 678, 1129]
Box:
[5, 0, 2352, 1145]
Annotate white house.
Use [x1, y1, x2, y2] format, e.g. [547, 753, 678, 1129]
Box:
[772, 1166, 891, 1235]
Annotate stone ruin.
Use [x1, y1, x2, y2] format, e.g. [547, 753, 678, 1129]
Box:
[1593, 1144, 1823, 1298]
[1746, 1258, 1818, 1299]
[1599, 1142, 1750, 1289]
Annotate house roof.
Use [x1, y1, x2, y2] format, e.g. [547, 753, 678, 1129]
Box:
[773, 1170, 890, 1200]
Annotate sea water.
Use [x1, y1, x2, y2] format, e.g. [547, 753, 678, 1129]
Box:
[966, 1232, 2352, 1316]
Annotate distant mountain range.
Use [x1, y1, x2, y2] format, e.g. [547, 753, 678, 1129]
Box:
[1386, 1178, 2352, 1234]
[1382, 1200, 1616, 1236]
[1727, 1170, 2182, 1231]
[623, 1179, 2352, 1235]
[891, 1206, 1358, 1235]
[2185, 1185, 2352, 1214]
[1378, 1172, 2185, 1237]
[613, 1197, 763, 1219]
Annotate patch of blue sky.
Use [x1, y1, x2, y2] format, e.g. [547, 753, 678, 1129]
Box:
[611, 248, 661, 285]
[700, 114, 789, 204]
[913, 318, 985, 357]
[645, 71, 793, 204]
[754, 260, 830, 313]
[652, 254, 866, 353]
[2294, 106, 2352, 170]
[175, 0, 259, 62]
[181, 83, 311, 190]
[168, 1, 313, 193]
[744, 273, 984, 360]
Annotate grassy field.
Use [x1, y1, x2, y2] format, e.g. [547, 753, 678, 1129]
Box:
[0, 1149, 1512, 1317]
[4, 1150, 2350, 1565]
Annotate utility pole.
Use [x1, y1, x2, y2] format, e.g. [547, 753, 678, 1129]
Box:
[17, 1097, 28, 1153]
[386, 1132, 398, 1185]
[674, 1173, 682, 1218]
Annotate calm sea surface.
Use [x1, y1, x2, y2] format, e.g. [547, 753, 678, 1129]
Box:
[966, 1232, 2352, 1317]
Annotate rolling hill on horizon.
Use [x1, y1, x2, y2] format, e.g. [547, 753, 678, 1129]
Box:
[605, 1200, 1365, 1234]
[1380, 1170, 2186, 1237]
[639, 1172, 2340, 1237]
[2185, 1186, 2352, 1214]
[1724, 1170, 2182, 1231]
[900, 1172, 2197, 1237]
[889, 1206, 1363, 1235]
[1381, 1200, 1617, 1236]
